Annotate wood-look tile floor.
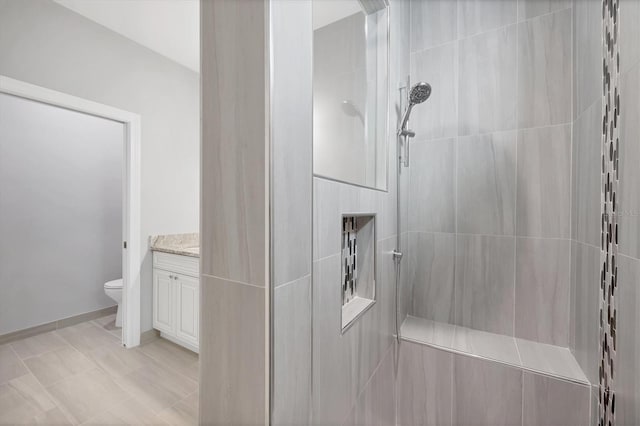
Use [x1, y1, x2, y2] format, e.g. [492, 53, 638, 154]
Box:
[0, 314, 198, 425]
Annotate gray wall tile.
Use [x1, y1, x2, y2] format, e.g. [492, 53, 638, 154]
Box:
[516, 124, 571, 238]
[619, 63, 640, 259]
[312, 254, 353, 425]
[201, 0, 267, 286]
[517, 8, 572, 128]
[515, 238, 571, 346]
[271, 0, 312, 287]
[408, 232, 455, 322]
[452, 354, 522, 425]
[570, 241, 600, 384]
[397, 342, 452, 426]
[408, 138, 456, 233]
[573, 0, 601, 118]
[458, 24, 517, 136]
[313, 177, 341, 260]
[199, 276, 265, 425]
[620, 0, 640, 75]
[399, 231, 411, 324]
[591, 386, 599, 426]
[344, 346, 396, 426]
[410, 0, 457, 53]
[457, 132, 517, 235]
[457, 0, 517, 38]
[616, 255, 640, 425]
[571, 100, 602, 247]
[410, 42, 458, 140]
[455, 234, 516, 335]
[518, 0, 571, 21]
[312, 237, 396, 425]
[200, 1, 268, 424]
[313, 177, 381, 261]
[522, 372, 590, 426]
[273, 276, 311, 426]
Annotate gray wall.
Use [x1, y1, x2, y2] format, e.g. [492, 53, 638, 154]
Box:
[406, 0, 573, 346]
[271, 0, 313, 425]
[310, 0, 408, 424]
[0, 93, 122, 335]
[0, 0, 200, 333]
[199, 0, 268, 424]
[397, 340, 590, 426]
[569, 0, 602, 415]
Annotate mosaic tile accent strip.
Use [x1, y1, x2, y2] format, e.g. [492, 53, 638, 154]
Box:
[600, 0, 619, 424]
[342, 216, 358, 305]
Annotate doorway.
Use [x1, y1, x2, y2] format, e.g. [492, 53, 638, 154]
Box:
[0, 75, 142, 348]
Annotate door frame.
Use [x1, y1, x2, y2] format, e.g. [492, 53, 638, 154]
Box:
[0, 75, 142, 348]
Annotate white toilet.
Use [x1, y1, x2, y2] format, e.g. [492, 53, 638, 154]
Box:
[104, 279, 123, 327]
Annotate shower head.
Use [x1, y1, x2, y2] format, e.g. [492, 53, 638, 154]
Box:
[409, 82, 431, 106]
[399, 82, 431, 135]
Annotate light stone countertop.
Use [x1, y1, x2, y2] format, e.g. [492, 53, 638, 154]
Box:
[149, 233, 199, 258]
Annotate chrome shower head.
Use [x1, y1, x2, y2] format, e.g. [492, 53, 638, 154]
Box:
[408, 82, 431, 106]
[399, 82, 431, 135]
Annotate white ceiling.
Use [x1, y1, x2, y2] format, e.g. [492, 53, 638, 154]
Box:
[54, 0, 200, 73]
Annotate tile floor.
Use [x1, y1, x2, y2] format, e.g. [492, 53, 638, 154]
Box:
[0, 314, 199, 425]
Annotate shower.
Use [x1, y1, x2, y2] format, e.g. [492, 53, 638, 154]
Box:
[398, 81, 431, 138]
[398, 82, 430, 167]
[393, 81, 431, 341]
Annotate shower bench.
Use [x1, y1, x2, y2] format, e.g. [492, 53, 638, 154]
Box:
[400, 315, 589, 384]
[398, 315, 594, 424]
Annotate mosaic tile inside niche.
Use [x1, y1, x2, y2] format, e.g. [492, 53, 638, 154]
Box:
[600, 0, 620, 424]
[342, 216, 357, 305]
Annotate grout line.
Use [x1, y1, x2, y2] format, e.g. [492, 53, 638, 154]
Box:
[7, 316, 198, 424]
[410, 5, 572, 58]
[407, 229, 575, 242]
[408, 121, 574, 145]
[513, 336, 523, 365]
[8, 345, 78, 425]
[137, 342, 200, 386]
[200, 273, 266, 289]
[314, 252, 341, 264]
[273, 273, 312, 290]
[154, 388, 199, 420]
[340, 342, 395, 425]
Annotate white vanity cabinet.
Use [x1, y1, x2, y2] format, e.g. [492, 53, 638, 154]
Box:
[152, 251, 199, 352]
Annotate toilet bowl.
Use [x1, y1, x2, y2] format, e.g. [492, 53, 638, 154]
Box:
[104, 279, 123, 327]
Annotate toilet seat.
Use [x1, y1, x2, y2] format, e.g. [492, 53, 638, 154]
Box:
[104, 279, 123, 289]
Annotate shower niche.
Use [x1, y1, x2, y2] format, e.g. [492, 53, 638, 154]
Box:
[341, 214, 376, 332]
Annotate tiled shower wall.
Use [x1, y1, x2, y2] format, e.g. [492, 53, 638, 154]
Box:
[570, 0, 640, 423]
[309, 1, 410, 425]
[407, 0, 574, 346]
[614, 0, 640, 423]
[271, 1, 313, 425]
[569, 0, 602, 417]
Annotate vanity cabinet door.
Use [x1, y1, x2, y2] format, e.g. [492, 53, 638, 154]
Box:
[175, 274, 199, 347]
[153, 269, 175, 334]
